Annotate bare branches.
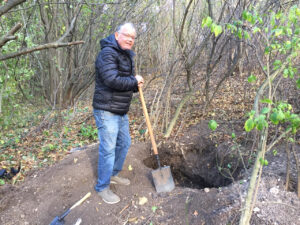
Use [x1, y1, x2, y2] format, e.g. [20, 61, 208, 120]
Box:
[0, 23, 22, 48]
[0, 0, 26, 16]
[57, 0, 83, 42]
[207, 0, 213, 19]
[0, 41, 84, 61]
[253, 55, 292, 114]
[178, 0, 194, 45]
[0, 0, 85, 61]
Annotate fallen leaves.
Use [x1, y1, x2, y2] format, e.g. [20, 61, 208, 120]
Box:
[138, 196, 148, 205]
[128, 217, 138, 222]
[204, 188, 210, 193]
[128, 164, 133, 171]
[193, 210, 199, 217]
[0, 106, 98, 186]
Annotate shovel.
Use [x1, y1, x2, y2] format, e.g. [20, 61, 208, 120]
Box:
[50, 192, 91, 225]
[138, 87, 175, 193]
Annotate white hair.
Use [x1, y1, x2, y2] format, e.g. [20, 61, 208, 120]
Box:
[116, 22, 136, 33]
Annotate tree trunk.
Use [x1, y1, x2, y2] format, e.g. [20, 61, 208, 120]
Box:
[239, 127, 268, 225]
[164, 90, 193, 138]
[291, 137, 300, 198]
[0, 62, 9, 114]
[285, 141, 291, 191]
[0, 77, 7, 114]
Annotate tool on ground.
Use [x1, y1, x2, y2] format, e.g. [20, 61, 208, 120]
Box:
[50, 192, 91, 225]
[0, 164, 21, 179]
[138, 87, 175, 193]
[73, 218, 82, 225]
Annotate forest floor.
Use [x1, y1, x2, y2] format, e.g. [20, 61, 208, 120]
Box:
[1, 72, 300, 224]
[0, 122, 300, 225]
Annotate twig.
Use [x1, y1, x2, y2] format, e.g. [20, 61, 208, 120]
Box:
[266, 128, 292, 152]
[57, 0, 83, 42]
[174, 104, 190, 140]
[185, 195, 191, 225]
[285, 140, 291, 191]
[0, 0, 26, 16]
[75, 114, 93, 125]
[291, 135, 300, 198]
[253, 55, 292, 115]
[119, 204, 130, 215]
[0, 23, 22, 48]
[0, 41, 84, 61]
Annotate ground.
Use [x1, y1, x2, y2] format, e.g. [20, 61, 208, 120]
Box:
[0, 122, 299, 225]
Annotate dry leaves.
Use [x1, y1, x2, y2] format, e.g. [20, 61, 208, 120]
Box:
[138, 196, 148, 205]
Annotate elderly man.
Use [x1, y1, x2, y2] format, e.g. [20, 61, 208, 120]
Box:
[92, 23, 144, 204]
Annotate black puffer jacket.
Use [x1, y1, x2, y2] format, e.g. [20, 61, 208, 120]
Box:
[92, 34, 138, 115]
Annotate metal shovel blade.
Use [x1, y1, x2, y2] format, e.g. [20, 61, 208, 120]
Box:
[151, 166, 175, 193]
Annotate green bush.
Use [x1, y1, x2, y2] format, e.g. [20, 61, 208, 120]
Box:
[79, 123, 98, 140]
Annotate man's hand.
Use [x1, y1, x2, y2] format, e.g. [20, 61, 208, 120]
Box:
[135, 74, 144, 87]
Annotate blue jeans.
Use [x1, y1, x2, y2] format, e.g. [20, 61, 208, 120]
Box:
[93, 109, 131, 192]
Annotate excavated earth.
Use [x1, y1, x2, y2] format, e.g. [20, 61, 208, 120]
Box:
[0, 122, 300, 225]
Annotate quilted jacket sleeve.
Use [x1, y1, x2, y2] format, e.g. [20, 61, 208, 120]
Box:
[96, 47, 138, 91]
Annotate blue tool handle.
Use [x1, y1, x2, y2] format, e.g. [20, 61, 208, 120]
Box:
[49, 192, 91, 225]
[59, 208, 71, 220]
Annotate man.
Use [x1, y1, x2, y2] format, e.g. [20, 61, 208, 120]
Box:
[93, 22, 144, 204]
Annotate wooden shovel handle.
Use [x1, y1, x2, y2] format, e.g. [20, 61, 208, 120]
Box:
[70, 192, 91, 210]
[138, 87, 159, 155]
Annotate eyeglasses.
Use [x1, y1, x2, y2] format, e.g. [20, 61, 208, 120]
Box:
[119, 32, 136, 40]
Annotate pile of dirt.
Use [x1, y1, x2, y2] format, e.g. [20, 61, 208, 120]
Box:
[0, 123, 299, 225]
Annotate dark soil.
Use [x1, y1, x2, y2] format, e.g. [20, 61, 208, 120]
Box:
[0, 122, 299, 225]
